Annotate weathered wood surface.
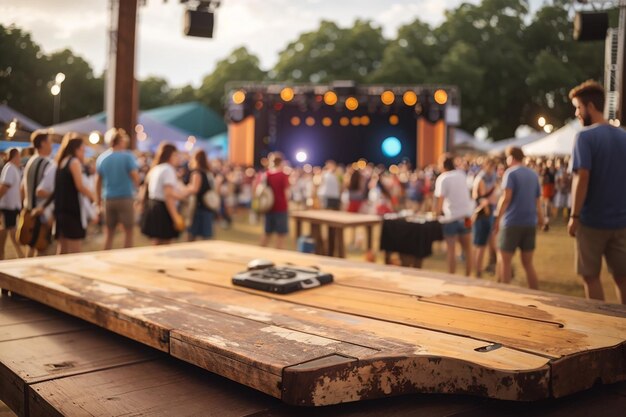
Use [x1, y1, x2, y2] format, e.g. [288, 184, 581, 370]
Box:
[1, 241, 625, 406]
[0, 295, 153, 417]
[1, 294, 626, 417]
[290, 210, 381, 227]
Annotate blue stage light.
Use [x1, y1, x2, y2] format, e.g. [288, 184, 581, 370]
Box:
[381, 137, 402, 157]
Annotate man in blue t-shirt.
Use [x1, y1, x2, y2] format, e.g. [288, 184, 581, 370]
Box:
[493, 146, 544, 290]
[568, 80, 626, 304]
[95, 128, 139, 250]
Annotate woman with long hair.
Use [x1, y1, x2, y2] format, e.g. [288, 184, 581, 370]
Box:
[0, 148, 24, 259]
[140, 142, 188, 245]
[53, 133, 96, 254]
[186, 149, 216, 241]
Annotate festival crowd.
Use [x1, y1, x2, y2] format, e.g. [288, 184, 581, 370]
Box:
[0, 80, 624, 304]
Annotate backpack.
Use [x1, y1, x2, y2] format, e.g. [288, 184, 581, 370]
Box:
[251, 173, 274, 214]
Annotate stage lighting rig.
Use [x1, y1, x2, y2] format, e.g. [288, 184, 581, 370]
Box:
[180, 0, 221, 38]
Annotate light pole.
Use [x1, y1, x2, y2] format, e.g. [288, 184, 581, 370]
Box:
[50, 72, 65, 125]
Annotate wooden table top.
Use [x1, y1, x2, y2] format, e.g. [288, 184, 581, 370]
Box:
[290, 210, 381, 227]
[0, 241, 625, 406]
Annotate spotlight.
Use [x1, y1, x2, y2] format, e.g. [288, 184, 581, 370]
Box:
[339, 117, 350, 127]
[433, 89, 448, 105]
[538, 116, 546, 127]
[305, 116, 315, 126]
[322, 117, 332, 127]
[351, 116, 361, 126]
[360, 115, 370, 126]
[403, 91, 417, 106]
[88, 132, 100, 145]
[291, 116, 301, 126]
[389, 115, 399, 125]
[280, 87, 295, 102]
[232, 90, 246, 104]
[296, 151, 308, 163]
[345, 97, 359, 111]
[381, 90, 395, 106]
[323, 91, 338, 106]
[382, 136, 402, 157]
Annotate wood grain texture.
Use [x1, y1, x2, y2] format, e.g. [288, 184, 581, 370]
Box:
[28, 359, 280, 417]
[1, 240, 625, 406]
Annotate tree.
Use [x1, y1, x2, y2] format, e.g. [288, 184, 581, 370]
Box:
[139, 76, 171, 110]
[272, 20, 387, 83]
[434, 42, 486, 134]
[196, 46, 265, 114]
[367, 42, 428, 84]
[523, 3, 604, 130]
[0, 24, 103, 126]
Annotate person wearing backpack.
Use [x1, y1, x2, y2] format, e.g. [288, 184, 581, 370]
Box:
[260, 152, 290, 249]
[20, 130, 56, 257]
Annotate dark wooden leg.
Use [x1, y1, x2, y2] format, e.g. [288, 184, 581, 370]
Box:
[328, 227, 336, 257]
[311, 224, 325, 255]
[336, 228, 345, 258]
[415, 257, 424, 268]
[295, 220, 302, 239]
[366, 226, 373, 251]
[1, 288, 8, 295]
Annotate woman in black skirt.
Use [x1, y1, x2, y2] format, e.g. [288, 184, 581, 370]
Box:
[140, 142, 189, 245]
[54, 133, 96, 254]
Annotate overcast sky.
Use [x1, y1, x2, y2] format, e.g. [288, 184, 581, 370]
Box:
[2, 0, 543, 87]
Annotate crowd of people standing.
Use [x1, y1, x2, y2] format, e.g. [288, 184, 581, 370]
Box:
[0, 80, 623, 304]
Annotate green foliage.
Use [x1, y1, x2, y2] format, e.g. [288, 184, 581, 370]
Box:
[0, 0, 609, 138]
[272, 20, 387, 83]
[0, 24, 103, 126]
[196, 46, 266, 113]
[139, 76, 172, 110]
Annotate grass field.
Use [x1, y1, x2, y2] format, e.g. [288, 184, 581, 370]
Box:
[1, 209, 621, 304]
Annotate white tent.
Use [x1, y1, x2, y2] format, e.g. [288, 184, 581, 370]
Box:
[0, 104, 43, 131]
[488, 131, 546, 155]
[453, 129, 493, 153]
[522, 121, 582, 156]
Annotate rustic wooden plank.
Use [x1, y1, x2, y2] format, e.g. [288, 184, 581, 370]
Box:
[0, 318, 87, 343]
[14, 255, 554, 402]
[28, 359, 280, 417]
[282, 355, 549, 406]
[1, 241, 625, 404]
[0, 264, 382, 400]
[37, 256, 549, 370]
[0, 328, 156, 417]
[0, 361, 24, 417]
[92, 245, 621, 359]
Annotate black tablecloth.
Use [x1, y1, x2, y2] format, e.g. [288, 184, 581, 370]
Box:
[380, 218, 443, 259]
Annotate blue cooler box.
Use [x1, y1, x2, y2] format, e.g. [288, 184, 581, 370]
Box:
[297, 236, 315, 253]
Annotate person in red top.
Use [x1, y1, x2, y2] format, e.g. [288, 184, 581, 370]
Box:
[260, 152, 290, 249]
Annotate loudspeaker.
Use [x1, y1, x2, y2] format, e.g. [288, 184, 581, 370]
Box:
[184, 10, 214, 38]
[574, 12, 609, 42]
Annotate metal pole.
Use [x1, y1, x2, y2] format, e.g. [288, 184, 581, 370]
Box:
[618, 2, 626, 120]
[53, 91, 60, 125]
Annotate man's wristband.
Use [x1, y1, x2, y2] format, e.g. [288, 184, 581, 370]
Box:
[570, 214, 580, 219]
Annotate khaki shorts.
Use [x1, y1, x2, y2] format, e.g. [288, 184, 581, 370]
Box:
[104, 198, 135, 230]
[576, 224, 626, 277]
